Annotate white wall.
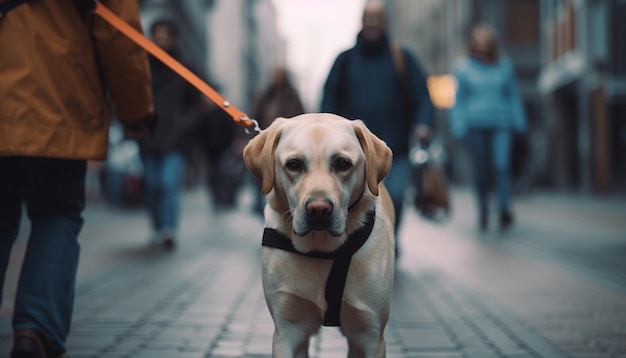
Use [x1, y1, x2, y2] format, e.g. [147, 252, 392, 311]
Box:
[208, 1, 246, 110]
[207, 0, 285, 113]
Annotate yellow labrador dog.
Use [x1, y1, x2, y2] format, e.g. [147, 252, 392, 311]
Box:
[243, 113, 395, 357]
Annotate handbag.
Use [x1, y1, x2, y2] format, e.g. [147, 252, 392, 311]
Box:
[410, 140, 451, 221]
[420, 164, 449, 210]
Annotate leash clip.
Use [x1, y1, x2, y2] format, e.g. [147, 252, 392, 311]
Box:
[244, 118, 261, 135]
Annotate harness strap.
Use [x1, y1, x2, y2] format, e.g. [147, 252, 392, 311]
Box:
[262, 210, 376, 326]
[323, 255, 351, 326]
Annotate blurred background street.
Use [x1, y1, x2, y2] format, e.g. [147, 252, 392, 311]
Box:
[2, 0, 626, 357]
[132, 0, 626, 195]
[1, 183, 625, 357]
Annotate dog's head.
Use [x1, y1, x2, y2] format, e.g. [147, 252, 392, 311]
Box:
[243, 113, 392, 252]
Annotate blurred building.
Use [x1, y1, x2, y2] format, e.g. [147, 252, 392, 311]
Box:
[207, 0, 286, 113]
[386, 0, 625, 194]
[386, 0, 544, 189]
[537, 0, 626, 193]
[139, 0, 285, 114]
[139, 0, 213, 76]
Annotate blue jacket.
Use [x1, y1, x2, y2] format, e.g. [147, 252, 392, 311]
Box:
[449, 56, 527, 138]
[321, 33, 434, 157]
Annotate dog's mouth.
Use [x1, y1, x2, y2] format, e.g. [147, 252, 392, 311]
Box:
[293, 198, 345, 238]
[294, 224, 343, 238]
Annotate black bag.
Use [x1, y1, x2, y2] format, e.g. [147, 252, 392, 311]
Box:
[203, 108, 236, 163]
[210, 147, 245, 208]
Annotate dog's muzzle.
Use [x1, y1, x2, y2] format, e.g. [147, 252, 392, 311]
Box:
[295, 198, 342, 236]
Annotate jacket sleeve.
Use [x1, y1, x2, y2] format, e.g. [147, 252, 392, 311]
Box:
[91, 0, 154, 125]
[503, 58, 527, 133]
[405, 49, 435, 129]
[449, 59, 467, 139]
[320, 51, 348, 114]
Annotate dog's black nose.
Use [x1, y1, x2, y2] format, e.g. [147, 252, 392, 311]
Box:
[305, 198, 334, 220]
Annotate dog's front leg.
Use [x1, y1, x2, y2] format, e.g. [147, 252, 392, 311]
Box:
[346, 337, 386, 358]
[272, 327, 310, 358]
[269, 293, 323, 358]
[342, 305, 388, 358]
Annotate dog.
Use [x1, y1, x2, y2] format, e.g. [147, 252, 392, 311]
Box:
[243, 113, 395, 357]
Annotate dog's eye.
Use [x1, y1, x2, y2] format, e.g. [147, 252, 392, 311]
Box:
[333, 158, 352, 171]
[285, 158, 305, 172]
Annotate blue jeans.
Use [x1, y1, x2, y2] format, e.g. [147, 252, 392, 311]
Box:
[467, 128, 513, 217]
[0, 157, 85, 354]
[383, 156, 410, 235]
[141, 152, 185, 232]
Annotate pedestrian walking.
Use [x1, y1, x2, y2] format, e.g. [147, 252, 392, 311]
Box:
[250, 66, 305, 214]
[139, 18, 204, 249]
[0, 1, 155, 357]
[321, 0, 434, 257]
[253, 66, 306, 131]
[196, 96, 238, 209]
[449, 24, 527, 232]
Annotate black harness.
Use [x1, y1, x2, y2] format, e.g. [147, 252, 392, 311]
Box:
[261, 210, 375, 326]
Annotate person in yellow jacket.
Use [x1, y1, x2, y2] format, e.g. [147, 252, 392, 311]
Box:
[0, 1, 155, 356]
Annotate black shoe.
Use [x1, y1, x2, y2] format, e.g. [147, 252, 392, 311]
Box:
[500, 211, 514, 231]
[11, 329, 59, 358]
[162, 237, 176, 250]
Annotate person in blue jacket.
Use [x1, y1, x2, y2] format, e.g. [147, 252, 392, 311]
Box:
[449, 24, 527, 232]
[321, 0, 434, 257]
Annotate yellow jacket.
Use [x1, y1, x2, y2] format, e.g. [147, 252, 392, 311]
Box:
[0, 0, 154, 160]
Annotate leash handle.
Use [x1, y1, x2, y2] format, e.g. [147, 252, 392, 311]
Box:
[93, 2, 260, 133]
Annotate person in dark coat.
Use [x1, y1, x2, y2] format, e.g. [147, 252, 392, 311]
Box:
[139, 19, 203, 249]
[249, 66, 305, 214]
[321, 0, 434, 257]
[253, 66, 306, 130]
[197, 97, 242, 210]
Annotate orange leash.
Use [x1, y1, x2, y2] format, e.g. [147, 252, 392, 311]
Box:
[93, 2, 259, 133]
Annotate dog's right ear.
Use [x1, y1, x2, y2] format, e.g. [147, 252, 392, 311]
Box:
[243, 118, 284, 195]
[352, 119, 393, 196]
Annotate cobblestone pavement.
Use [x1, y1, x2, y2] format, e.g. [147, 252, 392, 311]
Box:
[1, 186, 625, 357]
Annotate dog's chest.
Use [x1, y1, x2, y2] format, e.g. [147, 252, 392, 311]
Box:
[262, 248, 334, 302]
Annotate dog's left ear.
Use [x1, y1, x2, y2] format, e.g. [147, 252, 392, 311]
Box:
[352, 120, 393, 196]
[243, 118, 285, 195]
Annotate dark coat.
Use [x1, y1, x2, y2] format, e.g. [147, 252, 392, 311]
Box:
[253, 83, 305, 130]
[139, 53, 203, 155]
[321, 32, 434, 157]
